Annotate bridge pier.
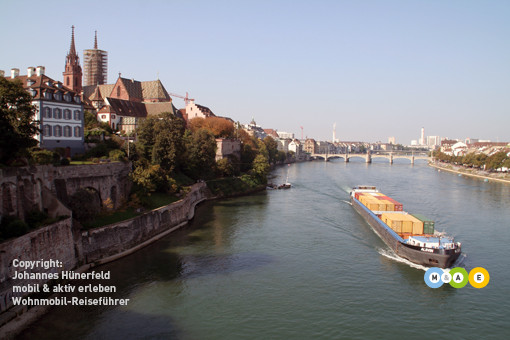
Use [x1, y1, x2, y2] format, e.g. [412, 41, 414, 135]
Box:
[366, 153, 371, 163]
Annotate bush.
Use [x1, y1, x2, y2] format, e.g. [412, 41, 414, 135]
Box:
[30, 149, 55, 165]
[60, 158, 70, 166]
[69, 188, 102, 222]
[109, 149, 126, 162]
[1, 219, 30, 238]
[25, 210, 48, 229]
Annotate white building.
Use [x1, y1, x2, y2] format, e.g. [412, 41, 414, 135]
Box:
[185, 99, 216, 120]
[4, 67, 84, 155]
[288, 139, 303, 160]
[277, 131, 294, 139]
[427, 136, 441, 148]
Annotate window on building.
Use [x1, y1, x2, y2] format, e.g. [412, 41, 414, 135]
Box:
[43, 125, 52, 137]
[112, 115, 116, 119]
[64, 94, 71, 102]
[44, 107, 52, 118]
[74, 96, 80, 104]
[64, 109, 71, 120]
[45, 91, 52, 99]
[74, 110, 81, 120]
[101, 115, 106, 119]
[117, 87, 120, 97]
[54, 125, 62, 137]
[74, 126, 81, 137]
[64, 126, 72, 137]
[66, 77, 70, 86]
[54, 108, 62, 119]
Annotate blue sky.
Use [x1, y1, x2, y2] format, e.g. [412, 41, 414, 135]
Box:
[1, 0, 509, 144]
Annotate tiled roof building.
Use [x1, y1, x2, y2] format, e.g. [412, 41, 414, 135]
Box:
[4, 66, 84, 155]
[84, 76, 178, 133]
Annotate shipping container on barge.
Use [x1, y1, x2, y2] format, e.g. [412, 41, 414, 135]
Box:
[350, 186, 461, 268]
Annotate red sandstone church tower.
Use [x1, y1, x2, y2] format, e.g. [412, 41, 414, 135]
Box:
[63, 25, 82, 93]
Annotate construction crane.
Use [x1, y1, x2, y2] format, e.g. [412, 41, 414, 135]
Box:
[168, 91, 194, 106]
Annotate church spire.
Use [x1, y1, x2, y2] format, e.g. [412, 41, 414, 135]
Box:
[63, 25, 82, 93]
[69, 25, 77, 56]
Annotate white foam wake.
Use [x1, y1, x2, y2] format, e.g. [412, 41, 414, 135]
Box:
[377, 248, 430, 271]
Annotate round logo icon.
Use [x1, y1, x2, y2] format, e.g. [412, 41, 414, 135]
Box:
[441, 271, 452, 283]
[449, 267, 469, 288]
[469, 267, 490, 288]
[424, 267, 444, 288]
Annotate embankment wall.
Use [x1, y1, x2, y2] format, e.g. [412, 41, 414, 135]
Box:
[81, 183, 209, 264]
[0, 218, 76, 313]
[0, 182, 210, 329]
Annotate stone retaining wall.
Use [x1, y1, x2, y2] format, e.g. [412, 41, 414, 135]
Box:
[82, 183, 209, 264]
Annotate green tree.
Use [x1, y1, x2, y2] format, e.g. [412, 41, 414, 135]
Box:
[84, 110, 98, 129]
[252, 154, 270, 183]
[152, 115, 185, 171]
[502, 157, 510, 170]
[217, 158, 234, 177]
[263, 136, 279, 164]
[137, 112, 185, 172]
[183, 129, 217, 180]
[0, 77, 40, 164]
[130, 162, 172, 193]
[136, 116, 158, 159]
[240, 144, 257, 172]
[486, 151, 507, 170]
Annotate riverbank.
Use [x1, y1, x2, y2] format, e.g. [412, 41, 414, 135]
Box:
[0, 176, 269, 338]
[428, 161, 510, 184]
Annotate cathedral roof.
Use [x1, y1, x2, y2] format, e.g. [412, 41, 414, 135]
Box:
[141, 79, 170, 101]
[104, 97, 147, 117]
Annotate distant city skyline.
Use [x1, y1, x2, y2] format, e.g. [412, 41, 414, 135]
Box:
[1, 0, 509, 144]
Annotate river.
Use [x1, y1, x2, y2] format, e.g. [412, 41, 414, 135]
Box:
[18, 159, 510, 339]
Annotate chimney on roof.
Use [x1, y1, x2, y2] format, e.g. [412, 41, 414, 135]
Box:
[11, 68, 19, 79]
[36, 66, 45, 76]
[27, 67, 36, 77]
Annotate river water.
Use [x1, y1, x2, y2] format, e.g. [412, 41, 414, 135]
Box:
[18, 160, 510, 339]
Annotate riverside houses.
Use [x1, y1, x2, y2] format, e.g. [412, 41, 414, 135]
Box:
[5, 67, 85, 155]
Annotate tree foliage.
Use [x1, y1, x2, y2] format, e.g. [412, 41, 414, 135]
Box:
[0, 77, 39, 164]
[433, 150, 510, 170]
[69, 188, 102, 222]
[188, 117, 235, 138]
[182, 129, 217, 180]
[217, 158, 234, 177]
[130, 161, 174, 193]
[252, 154, 270, 183]
[263, 136, 279, 164]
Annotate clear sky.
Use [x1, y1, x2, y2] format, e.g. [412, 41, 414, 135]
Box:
[1, 0, 509, 144]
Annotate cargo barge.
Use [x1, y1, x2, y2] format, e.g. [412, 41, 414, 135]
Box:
[350, 186, 461, 268]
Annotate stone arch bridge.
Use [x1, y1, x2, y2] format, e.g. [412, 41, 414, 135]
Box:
[310, 152, 430, 164]
[1, 163, 132, 220]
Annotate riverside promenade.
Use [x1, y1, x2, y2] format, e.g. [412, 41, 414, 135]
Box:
[429, 162, 510, 184]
